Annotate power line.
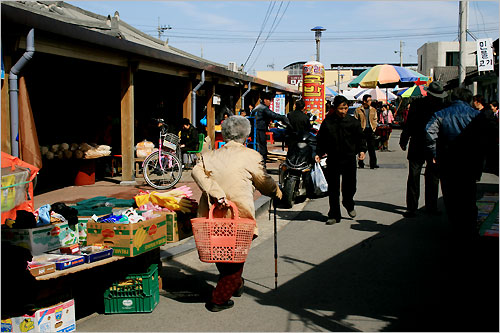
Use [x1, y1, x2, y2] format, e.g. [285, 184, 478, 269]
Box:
[243, 1, 274, 69]
[248, 1, 290, 72]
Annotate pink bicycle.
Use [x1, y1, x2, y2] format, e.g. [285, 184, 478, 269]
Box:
[142, 119, 182, 189]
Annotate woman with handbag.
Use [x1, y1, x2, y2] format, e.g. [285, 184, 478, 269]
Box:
[315, 95, 367, 225]
[192, 115, 282, 312]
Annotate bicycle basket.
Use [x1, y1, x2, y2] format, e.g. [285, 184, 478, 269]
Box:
[191, 201, 256, 263]
[162, 133, 180, 152]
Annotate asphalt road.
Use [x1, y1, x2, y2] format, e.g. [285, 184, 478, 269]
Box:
[76, 130, 499, 332]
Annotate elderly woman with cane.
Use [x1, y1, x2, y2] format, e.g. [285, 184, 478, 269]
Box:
[192, 115, 282, 312]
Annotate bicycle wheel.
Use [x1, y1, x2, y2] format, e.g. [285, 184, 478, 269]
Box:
[143, 151, 182, 190]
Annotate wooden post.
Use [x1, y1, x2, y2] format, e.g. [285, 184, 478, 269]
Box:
[235, 87, 242, 114]
[286, 95, 291, 114]
[120, 63, 136, 184]
[206, 83, 215, 148]
[1, 74, 11, 154]
[183, 80, 192, 121]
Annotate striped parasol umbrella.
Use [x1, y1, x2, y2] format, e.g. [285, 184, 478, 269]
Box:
[398, 85, 427, 98]
[348, 64, 429, 88]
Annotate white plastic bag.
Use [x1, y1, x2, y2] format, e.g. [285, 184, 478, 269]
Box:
[311, 162, 328, 195]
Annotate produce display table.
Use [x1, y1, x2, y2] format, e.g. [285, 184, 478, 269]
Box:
[35, 256, 124, 281]
[31, 248, 162, 320]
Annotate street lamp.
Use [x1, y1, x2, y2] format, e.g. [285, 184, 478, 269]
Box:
[311, 26, 326, 62]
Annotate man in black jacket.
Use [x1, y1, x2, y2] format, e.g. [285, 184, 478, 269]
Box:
[251, 92, 289, 166]
[285, 99, 312, 148]
[399, 81, 446, 218]
[315, 95, 367, 225]
[179, 118, 199, 166]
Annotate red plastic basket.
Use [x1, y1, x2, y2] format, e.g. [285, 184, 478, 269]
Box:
[191, 201, 256, 263]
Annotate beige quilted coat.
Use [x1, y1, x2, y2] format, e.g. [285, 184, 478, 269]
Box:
[191, 141, 279, 236]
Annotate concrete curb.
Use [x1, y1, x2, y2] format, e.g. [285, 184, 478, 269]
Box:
[160, 195, 272, 261]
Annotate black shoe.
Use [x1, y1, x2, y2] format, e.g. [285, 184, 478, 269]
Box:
[358, 163, 365, 169]
[403, 211, 417, 218]
[326, 218, 340, 225]
[205, 300, 234, 312]
[347, 209, 357, 218]
[233, 278, 244, 297]
[370, 165, 380, 169]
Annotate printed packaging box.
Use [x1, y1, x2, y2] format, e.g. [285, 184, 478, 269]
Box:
[86, 212, 169, 257]
[35, 299, 75, 332]
[1, 315, 36, 332]
[2, 222, 79, 255]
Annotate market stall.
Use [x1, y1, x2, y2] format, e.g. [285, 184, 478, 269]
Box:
[2, 168, 198, 327]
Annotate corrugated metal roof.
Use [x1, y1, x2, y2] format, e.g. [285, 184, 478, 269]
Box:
[433, 66, 477, 84]
[6, 1, 225, 68]
[2, 1, 300, 94]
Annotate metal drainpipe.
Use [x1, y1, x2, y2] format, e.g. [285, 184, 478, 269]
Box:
[191, 70, 205, 126]
[241, 82, 251, 112]
[9, 28, 35, 157]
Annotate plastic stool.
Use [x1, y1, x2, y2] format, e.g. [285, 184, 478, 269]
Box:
[266, 132, 274, 144]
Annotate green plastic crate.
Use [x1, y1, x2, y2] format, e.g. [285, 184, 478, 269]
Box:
[104, 264, 159, 314]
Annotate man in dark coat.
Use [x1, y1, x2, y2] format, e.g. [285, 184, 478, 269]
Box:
[179, 118, 199, 165]
[285, 99, 312, 148]
[425, 88, 494, 241]
[399, 81, 447, 218]
[315, 95, 367, 225]
[251, 92, 289, 166]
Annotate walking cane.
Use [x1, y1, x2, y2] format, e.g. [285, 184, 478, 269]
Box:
[273, 198, 278, 290]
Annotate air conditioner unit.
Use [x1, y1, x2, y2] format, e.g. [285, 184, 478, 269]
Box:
[228, 62, 237, 72]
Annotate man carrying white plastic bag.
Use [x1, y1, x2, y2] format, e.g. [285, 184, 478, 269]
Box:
[311, 162, 328, 195]
[315, 96, 367, 225]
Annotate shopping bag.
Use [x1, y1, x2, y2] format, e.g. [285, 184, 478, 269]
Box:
[311, 162, 328, 195]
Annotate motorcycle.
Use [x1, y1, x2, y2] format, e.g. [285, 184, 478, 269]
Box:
[278, 131, 320, 208]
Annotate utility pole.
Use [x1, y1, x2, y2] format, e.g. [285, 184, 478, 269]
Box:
[394, 41, 404, 67]
[157, 17, 172, 40]
[459, 1, 468, 87]
[399, 41, 404, 67]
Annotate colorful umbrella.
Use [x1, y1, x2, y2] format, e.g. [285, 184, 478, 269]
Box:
[398, 85, 427, 98]
[348, 64, 429, 88]
[355, 87, 397, 102]
[325, 86, 339, 97]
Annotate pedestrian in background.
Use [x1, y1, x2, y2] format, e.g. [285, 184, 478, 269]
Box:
[179, 118, 199, 166]
[285, 99, 311, 148]
[379, 104, 394, 151]
[315, 95, 367, 224]
[250, 92, 289, 167]
[425, 88, 494, 241]
[399, 81, 446, 218]
[192, 115, 282, 312]
[354, 94, 379, 169]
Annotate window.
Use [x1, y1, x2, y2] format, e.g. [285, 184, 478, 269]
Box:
[446, 52, 459, 66]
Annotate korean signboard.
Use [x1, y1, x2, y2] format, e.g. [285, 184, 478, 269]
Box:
[302, 61, 325, 124]
[477, 38, 494, 72]
[270, 94, 286, 115]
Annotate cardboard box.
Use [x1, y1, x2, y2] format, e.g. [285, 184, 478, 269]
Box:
[86, 213, 168, 257]
[2, 222, 79, 255]
[165, 212, 179, 243]
[76, 217, 89, 245]
[35, 299, 75, 332]
[28, 261, 56, 277]
[1, 315, 36, 332]
[165, 213, 192, 243]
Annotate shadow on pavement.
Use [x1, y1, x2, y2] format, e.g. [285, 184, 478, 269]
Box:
[356, 200, 406, 215]
[159, 265, 215, 304]
[253, 195, 499, 331]
[160, 184, 498, 331]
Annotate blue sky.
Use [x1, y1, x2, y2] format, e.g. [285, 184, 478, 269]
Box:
[68, 1, 499, 74]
